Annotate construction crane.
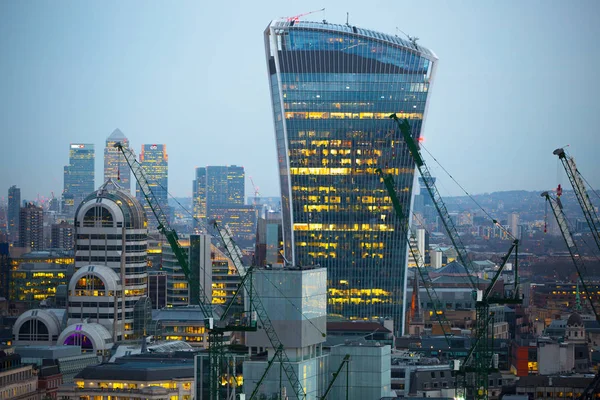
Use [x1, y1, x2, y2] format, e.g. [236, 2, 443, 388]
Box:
[388, 115, 478, 290]
[320, 354, 350, 400]
[376, 168, 454, 344]
[554, 148, 600, 252]
[115, 143, 257, 400]
[286, 8, 325, 22]
[212, 220, 306, 400]
[389, 115, 521, 400]
[541, 191, 600, 320]
[541, 191, 600, 399]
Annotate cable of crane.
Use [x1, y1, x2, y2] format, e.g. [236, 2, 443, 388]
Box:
[152, 179, 327, 337]
[259, 269, 328, 338]
[578, 169, 600, 202]
[419, 143, 515, 240]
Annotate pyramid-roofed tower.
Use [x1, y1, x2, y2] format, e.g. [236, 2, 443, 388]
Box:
[104, 129, 131, 189]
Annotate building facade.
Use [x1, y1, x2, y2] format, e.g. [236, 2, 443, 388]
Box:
[63, 143, 95, 214]
[104, 129, 131, 190]
[192, 167, 207, 229]
[8, 185, 21, 244]
[206, 165, 245, 215]
[163, 234, 212, 307]
[9, 262, 68, 308]
[264, 20, 437, 333]
[18, 203, 44, 250]
[136, 144, 169, 229]
[51, 221, 74, 250]
[72, 180, 148, 340]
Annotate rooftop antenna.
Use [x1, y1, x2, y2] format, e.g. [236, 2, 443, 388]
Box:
[396, 27, 419, 46]
[346, 12, 350, 26]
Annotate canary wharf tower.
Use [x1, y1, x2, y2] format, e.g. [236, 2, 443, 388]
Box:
[265, 19, 437, 334]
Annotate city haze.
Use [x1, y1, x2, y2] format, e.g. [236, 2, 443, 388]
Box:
[1, 0, 599, 201]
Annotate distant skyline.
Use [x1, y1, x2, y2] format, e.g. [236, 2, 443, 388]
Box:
[1, 1, 599, 203]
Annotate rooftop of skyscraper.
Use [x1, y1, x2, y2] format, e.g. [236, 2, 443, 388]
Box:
[107, 128, 127, 140]
[269, 19, 437, 58]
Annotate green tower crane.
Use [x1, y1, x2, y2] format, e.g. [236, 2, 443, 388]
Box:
[389, 115, 521, 400]
[115, 143, 257, 400]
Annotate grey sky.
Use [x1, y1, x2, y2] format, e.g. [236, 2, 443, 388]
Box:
[1, 1, 599, 202]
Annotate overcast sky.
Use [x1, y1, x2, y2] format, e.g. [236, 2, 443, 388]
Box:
[1, 0, 599, 203]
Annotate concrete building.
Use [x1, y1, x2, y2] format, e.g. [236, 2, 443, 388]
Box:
[104, 129, 131, 190]
[72, 179, 148, 340]
[327, 343, 396, 400]
[243, 267, 327, 399]
[13, 309, 66, 346]
[265, 19, 438, 335]
[18, 203, 44, 250]
[8, 185, 20, 245]
[51, 221, 74, 250]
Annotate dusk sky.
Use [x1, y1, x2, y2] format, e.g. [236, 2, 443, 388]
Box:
[1, 1, 599, 203]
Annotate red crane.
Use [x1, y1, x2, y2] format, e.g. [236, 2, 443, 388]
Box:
[286, 8, 325, 22]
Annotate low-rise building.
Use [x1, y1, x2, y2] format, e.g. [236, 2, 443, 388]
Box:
[515, 375, 594, 399]
[58, 357, 195, 400]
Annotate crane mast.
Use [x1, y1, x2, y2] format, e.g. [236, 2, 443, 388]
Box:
[541, 191, 600, 320]
[376, 168, 453, 343]
[116, 143, 259, 400]
[389, 114, 477, 289]
[389, 115, 520, 400]
[554, 148, 600, 252]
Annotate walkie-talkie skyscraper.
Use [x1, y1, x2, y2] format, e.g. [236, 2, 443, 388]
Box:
[265, 19, 437, 334]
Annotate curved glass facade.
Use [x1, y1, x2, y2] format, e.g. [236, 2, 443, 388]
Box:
[265, 20, 437, 334]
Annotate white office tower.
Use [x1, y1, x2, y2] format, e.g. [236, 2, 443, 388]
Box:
[69, 179, 149, 342]
[243, 267, 327, 399]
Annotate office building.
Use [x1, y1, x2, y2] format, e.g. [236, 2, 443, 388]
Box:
[9, 262, 68, 308]
[136, 144, 169, 229]
[147, 271, 167, 309]
[264, 20, 437, 334]
[192, 167, 207, 229]
[210, 205, 256, 243]
[70, 179, 148, 341]
[163, 234, 212, 307]
[104, 129, 131, 190]
[18, 203, 44, 250]
[8, 185, 21, 244]
[255, 216, 283, 267]
[59, 355, 195, 400]
[206, 165, 244, 214]
[63, 144, 95, 214]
